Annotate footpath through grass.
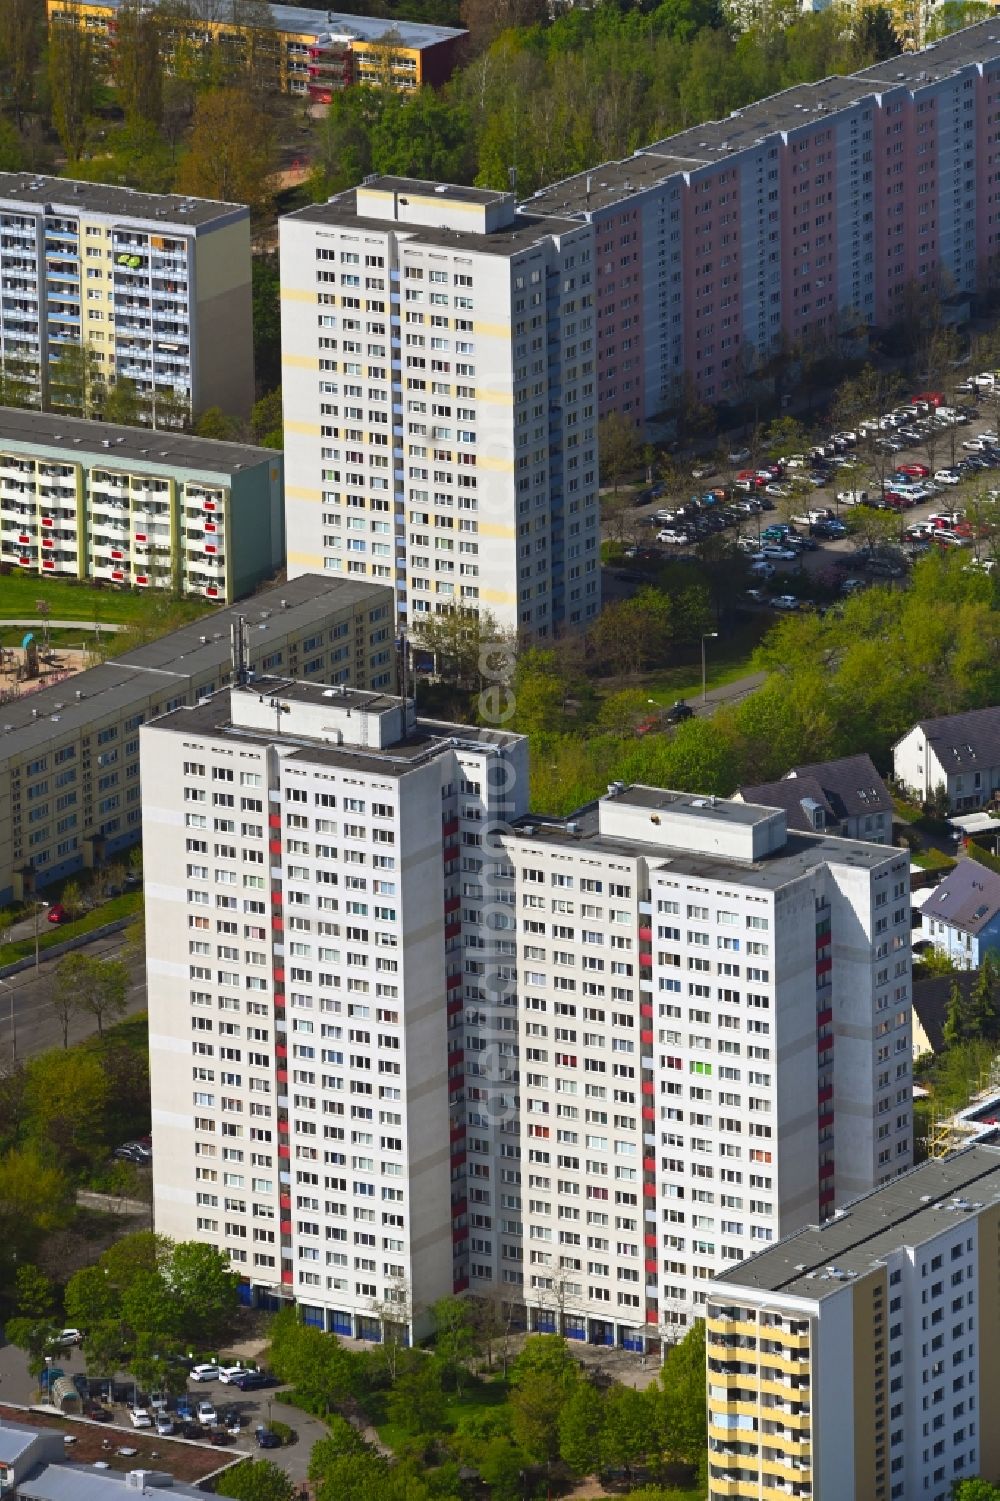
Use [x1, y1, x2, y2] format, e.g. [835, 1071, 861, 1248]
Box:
[625, 616, 771, 705]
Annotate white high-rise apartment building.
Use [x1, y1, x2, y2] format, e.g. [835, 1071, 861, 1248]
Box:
[499, 787, 913, 1352]
[142, 678, 528, 1339]
[0, 173, 253, 420]
[279, 177, 601, 636]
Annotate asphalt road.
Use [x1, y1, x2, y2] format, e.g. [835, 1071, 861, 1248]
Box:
[0, 928, 147, 1062]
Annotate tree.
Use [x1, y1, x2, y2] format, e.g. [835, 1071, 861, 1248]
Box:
[943, 978, 971, 1048]
[558, 1379, 604, 1474]
[104, 376, 143, 427]
[24, 1048, 108, 1166]
[194, 405, 239, 442]
[952, 1483, 1000, 1501]
[58, 954, 129, 1039]
[0, 0, 43, 128]
[0, 1146, 73, 1269]
[656, 1320, 707, 1465]
[600, 1385, 656, 1477]
[308, 1417, 368, 1479]
[176, 86, 276, 220]
[385, 1353, 446, 1437]
[15, 1262, 55, 1321]
[113, 0, 163, 125]
[167, 1240, 239, 1345]
[598, 410, 640, 493]
[52, 954, 81, 1048]
[47, 341, 105, 419]
[215, 1459, 296, 1501]
[508, 1336, 578, 1464]
[431, 1294, 479, 1395]
[267, 1307, 361, 1414]
[48, 19, 96, 163]
[251, 389, 282, 450]
[971, 953, 998, 1035]
[478, 1437, 529, 1501]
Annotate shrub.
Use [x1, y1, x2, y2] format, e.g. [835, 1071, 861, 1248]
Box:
[268, 1419, 294, 1446]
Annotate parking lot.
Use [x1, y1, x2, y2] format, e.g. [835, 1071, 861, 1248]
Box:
[618, 376, 1000, 610]
[0, 1341, 323, 1491]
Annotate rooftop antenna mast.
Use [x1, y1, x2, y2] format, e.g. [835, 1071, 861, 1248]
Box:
[231, 615, 250, 688]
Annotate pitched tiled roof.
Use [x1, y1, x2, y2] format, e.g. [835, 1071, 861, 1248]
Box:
[736, 775, 835, 834]
[787, 753, 892, 823]
[910, 706, 1000, 771]
[921, 860, 1000, 937]
[912, 971, 979, 1055]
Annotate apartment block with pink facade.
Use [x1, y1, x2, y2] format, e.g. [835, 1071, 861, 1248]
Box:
[524, 20, 1000, 427]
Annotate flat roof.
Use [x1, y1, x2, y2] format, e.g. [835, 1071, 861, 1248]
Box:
[287, 190, 582, 258]
[611, 786, 775, 825]
[714, 1145, 1000, 1301]
[0, 1418, 48, 1462]
[0, 576, 387, 765]
[0, 173, 245, 230]
[0, 408, 279, 477]
[148, 679, 522, 776]
[505, 801, 898, 889]
[524, 22, 1000, 218]
[19, 1463, 207, 1501]
[62, 0, 465, 46]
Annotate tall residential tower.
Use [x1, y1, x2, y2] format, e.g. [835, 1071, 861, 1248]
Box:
[279, 178, 601, 636]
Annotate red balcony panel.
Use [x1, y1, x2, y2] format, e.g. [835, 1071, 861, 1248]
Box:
[447, 973, 462, 990]
[269, 839, 281, 856]
[643, 1157, 656, 1173]
[41, 516, 53, 528]
[646, 1311, 659, 1324]
[273, 993, 286, 1009]
[640, 1002, 653, 1018]
[17, 534, 29, 544]
[41, 537, 54, 549]
[442, 816, 459, 837]
[641, 1029, 654, 1045]
[42, 559, 54, 569]
[280, 1219, 292, 1234]
[443, 844, 460, 863]
[444, 895, 461, 914]
[642, 1079, 655, 1095]
[816, 1007, 833, 1027]
[17, 556, 29, 566]
[451, 1196, 467, 1214]
[819, 1110, 834, 1129]
[638, 926, 653, 942]
[205, 521, 217, 533]
[135, 532, 147, 543]
[451, 1150, 466, 1168]
[281, 1269, 293, 1286]
[645, 1232, 657, 1247]
[271, 915, 283, 932]
[269, 813, 281, 828]
[819, 1185, 835, 1205]
[452, 1226, 467, 1245]
[449, 1125, 465, 1143]
[816, 955, 833, 976]
[642, 1105, 655, 1121]
[643, 1182, 657, 1198]
[645, 1258, 658, 1275]
[206, 587, 218, 597]
[639, 952, 653, 968]
[816, 930, 831, 949]
[112, 571, 125, 581]
[277, 1068, 288, 1084]
[279, 1194, 291, 1210]
[448, 1047, 464, 1065]
[817, 1033, 834, 1052]
[276, 1042, 287, 1059]
[819, 1161, 835, 1179]
[277, 1144, 290, 1159]
[445, 921, 461, 940]
[274, 967, 285, 983]
[818, 1084, 833, 1103]
[136, 575, 148, 585]
[271, 890, 283, 905]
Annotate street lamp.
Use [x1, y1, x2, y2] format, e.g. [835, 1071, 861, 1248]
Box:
[33, 900, 49, 973]
[0, 977, 15, 1061]
[701, 632, 719, 705]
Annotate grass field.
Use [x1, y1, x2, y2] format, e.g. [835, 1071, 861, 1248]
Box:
[626, 616, 772, 705]
[0, 571, 209, 627]
[0, 889, 142, 966]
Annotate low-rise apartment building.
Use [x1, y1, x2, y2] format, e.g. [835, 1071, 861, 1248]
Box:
[499, 787, 913, 1350]
[0, 576, 394, 906]
[0, 408, 283, 600]
[142, 679, 529, 1337]
[0, 173, 253, 421]
[48, 0, 465, 103]
[706, 1144, 1000, 1501]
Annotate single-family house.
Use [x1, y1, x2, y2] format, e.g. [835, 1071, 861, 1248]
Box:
[919, 860, 1000, 969]
[893, 706, 1000, 813]
[736, 753, 892, 841]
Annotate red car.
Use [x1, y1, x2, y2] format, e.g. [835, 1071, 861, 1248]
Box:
[47, 904, 67, 924]
[897, 463, 930, 478]
[912, 390, 944, 407]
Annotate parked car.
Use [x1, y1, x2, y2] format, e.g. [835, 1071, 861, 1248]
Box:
[57, 1329, 83, 1347]
[218, 1366, 248, 1386]
[233, 1370, 269, 1392]
[771, 595, 799, 610]
[46, 905, 67, 924]
[197, 1401, 218, 1427]
[155, 1414, 175, 1436]
[727, 448, 751, 464]
[255, 1426, 281, 1450]
[84, 1404, 112, 1423]
[691, 464, 717, 480]
[210, 1428, 232, 1446]
[665, 700, 694, 724]
[175, 1397, 194, 1421]
[837, 489, 869, 506]
[761, 545, 797, 560]
[934, 469, 961, 485]
[190, 1364, 220, 1383]
[129, 1407, 153, 1430]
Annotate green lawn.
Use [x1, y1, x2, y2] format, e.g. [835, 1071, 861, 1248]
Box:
[627, 617, 772, 705]
[0, 571, 208, 627]
[911, 848, 957, 873]
[0, 889, 142, 966]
